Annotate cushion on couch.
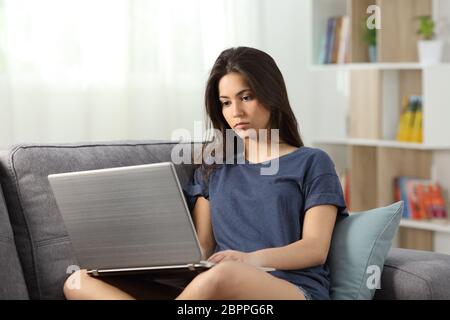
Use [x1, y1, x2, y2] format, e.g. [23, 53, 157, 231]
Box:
[0, 141, 199, 299]
[0, 184, 29, 299]
[328, 201, 403, 300]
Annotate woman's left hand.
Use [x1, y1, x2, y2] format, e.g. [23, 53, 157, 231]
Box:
[207, 250, 260, 267]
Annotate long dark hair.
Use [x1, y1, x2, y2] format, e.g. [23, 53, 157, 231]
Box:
[198, 46, 304, 181]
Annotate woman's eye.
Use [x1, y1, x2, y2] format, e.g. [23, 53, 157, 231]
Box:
[242, 95, 252, 102]
[221, 101, 230, 107]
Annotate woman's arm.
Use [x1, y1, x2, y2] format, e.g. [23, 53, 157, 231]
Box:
[192, 196, 216, 260]
[208, 205, 338, 270]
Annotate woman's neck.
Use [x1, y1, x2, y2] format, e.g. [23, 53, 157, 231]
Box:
[243, 137, 285, 163]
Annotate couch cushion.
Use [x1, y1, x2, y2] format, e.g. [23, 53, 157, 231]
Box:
[328, 201, 403, 300]
[374, 248, 450, 300]
[0, 141, 199, 299]
[0, 184, 29, 299]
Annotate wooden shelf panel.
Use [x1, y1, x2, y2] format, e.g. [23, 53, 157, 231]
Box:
[376, 147, 432, 207]
[377, 0, 432, 62]
[348, 0, 375, 63]
[398, 227, 434, 251]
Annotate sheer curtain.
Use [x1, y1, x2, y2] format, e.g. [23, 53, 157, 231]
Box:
[0, 0, 261, 145]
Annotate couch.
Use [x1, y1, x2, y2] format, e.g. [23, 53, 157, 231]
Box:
[1, 141, 450, 300]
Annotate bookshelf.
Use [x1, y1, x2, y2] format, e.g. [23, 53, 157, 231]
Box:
[310, 0, 450, 253]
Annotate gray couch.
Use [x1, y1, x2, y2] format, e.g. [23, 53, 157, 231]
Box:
[1, 141, 450, 300]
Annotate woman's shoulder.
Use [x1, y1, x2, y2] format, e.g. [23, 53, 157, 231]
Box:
[297, 147, 338, 181]
[296, 146, 334, 163]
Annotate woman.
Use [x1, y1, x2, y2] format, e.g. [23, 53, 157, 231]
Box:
[64, 47, 348, 300]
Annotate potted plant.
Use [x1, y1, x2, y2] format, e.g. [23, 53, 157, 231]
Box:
[416, 15, 443, 65]
[362, 24, 377, 63]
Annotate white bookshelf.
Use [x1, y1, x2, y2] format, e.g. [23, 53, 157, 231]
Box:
[310, 0, 450, 253]
[400, 219, 450, 233]
[310, 63, 426, 71]
[312, 65, 450, 147]
[314, 138, 450, 150]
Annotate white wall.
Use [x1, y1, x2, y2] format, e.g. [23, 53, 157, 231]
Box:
[165, 0, 316, 146]
[259, 0, 314, 146]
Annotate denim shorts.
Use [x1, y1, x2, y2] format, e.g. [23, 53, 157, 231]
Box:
[297, 286, 313, 300]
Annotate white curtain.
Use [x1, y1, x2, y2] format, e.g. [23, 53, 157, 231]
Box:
[0, 0, 261, 145]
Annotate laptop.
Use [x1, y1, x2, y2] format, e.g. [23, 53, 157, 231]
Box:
[48, 162, 275, 277]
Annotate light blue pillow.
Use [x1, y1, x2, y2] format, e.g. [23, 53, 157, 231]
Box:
[328, 201, 403, 300]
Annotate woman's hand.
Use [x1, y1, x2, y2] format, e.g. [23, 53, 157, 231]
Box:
[207, 250, 260, 267]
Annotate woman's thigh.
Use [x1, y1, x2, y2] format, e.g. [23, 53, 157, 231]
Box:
[181, 261, 306, 300]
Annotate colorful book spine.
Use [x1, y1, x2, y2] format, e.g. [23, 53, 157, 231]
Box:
[394, 177, 448, 220]
[321, 16, 350, 64]
[410, 96, 423, 143]
[396, 96, 423, 143]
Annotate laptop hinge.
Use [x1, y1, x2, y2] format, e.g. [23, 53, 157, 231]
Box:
[88, 269, 100, 276]
[187, 264, 195, 271]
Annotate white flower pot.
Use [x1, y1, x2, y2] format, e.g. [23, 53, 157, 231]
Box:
[418, 40, 443, 65]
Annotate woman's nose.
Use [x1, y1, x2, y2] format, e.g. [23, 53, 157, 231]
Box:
[232, 101, 244, 117]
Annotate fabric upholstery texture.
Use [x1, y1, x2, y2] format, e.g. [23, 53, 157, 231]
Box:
[0, 184, 29, 299]
[0, 141, 198, 299]
[0, 141, 449, 300]
[374, 247, 450, 300]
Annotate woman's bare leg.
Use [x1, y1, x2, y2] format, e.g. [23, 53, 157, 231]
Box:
[176, 261, 306, 300]
[64, 270, 183, 300]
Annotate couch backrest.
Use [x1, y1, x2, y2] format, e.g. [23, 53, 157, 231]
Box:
[0, 183, 29, 299]
[0, 141, 198, 299]
[374, 247, 450, 300]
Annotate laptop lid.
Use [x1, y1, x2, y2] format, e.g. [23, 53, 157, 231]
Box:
[48, 162, 203, 270]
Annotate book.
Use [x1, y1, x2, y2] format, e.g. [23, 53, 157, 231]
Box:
[321, 16, 350, 64]
[337, 16, 350, 64]
[394, 177, 448, 220]
[324, 17, 336, 64]
[396, 96, 411, 142]
[410, 96, 423, 143]
[331, 16, 343, 64]
[396, 96, 423, 143]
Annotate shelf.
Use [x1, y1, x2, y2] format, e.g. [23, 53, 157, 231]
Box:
[400, 219, 450, 233]
[310, 63, 450, 71]
[313, 138, 450, 150]
[310, 63, 424, 71]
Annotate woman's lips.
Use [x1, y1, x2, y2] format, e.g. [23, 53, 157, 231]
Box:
[234, 122, 250, 129]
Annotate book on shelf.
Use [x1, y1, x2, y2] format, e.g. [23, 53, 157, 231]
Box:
[321, 16, 350, 64]
[394, 176, 448, 221]
[396, 95, 423, 143]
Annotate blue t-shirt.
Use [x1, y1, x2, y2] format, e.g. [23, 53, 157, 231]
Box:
[182, 146, 348, 300]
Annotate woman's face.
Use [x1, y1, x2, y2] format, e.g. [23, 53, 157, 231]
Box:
[218, 72, 271, 140]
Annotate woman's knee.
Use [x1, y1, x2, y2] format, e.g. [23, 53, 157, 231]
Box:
[63, 269, 91, 300]
[194, 261, 240, 292]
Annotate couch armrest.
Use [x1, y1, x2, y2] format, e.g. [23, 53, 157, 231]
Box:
[374, 248, 450, 300]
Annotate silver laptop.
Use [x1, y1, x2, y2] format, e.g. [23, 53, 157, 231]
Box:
[48, 162, 274, 277]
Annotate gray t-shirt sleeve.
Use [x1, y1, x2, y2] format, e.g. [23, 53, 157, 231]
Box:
[182, 166, 209, 212]
[302, 150, 348, 215]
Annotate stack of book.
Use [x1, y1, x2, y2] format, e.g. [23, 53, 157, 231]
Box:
[396, 96, 423, 143]
[394, 177, 448, 220]
[320, 16, 350, 64]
